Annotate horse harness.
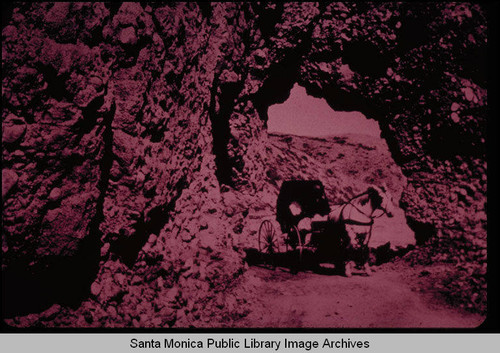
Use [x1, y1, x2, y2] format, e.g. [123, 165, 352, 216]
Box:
[338, 191, 389, 247]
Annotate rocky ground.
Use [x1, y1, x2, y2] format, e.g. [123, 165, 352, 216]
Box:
[2, 3, 488, 328]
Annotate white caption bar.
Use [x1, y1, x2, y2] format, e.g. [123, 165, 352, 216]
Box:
[0, 334, 499, 353]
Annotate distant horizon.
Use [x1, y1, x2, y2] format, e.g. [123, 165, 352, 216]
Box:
[267, 130, 380, 139]
[267, 83, 382, 138]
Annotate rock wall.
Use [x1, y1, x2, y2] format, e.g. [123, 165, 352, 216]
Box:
[2, 2, 488, 323]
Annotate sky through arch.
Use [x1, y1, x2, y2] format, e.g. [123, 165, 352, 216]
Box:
[267, 83, 381, 138]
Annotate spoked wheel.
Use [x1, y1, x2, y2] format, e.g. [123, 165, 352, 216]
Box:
[292, 226, 304, 266]
[285, 235, 292, 253]
[285, 226, 299, 252]
[258, 220, 280, 255]
[286, 226, 304, 273]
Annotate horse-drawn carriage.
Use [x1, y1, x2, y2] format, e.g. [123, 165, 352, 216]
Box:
[258, 180, 394, 276]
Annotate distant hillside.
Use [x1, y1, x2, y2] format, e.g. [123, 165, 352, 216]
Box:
[268, 132, 407, 199]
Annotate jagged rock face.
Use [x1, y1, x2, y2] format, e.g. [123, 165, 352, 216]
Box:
[2, 3, 487, 323]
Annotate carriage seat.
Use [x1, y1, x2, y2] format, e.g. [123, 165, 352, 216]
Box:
[297, 214, 329, 233]
[296, 214, 329, 246]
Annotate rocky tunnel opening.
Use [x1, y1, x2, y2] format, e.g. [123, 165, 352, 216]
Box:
[253, 57, 301, 129]
[254, 78, 417, 264]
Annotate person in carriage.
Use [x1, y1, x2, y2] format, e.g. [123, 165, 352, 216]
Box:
[280, 181, 394, 277]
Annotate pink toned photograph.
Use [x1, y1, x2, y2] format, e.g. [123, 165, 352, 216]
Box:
[2, 2, 487, 329]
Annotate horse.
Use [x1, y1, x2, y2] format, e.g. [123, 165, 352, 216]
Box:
[327, 185, 395, 277]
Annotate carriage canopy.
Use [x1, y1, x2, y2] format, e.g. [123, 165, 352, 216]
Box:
[276, 180, 331, 232]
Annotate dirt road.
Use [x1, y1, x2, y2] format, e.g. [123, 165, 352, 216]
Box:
[235, 263, 484, 328]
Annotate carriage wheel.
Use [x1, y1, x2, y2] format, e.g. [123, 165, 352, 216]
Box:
[292, 226, 303, 266]
[258, 220, 280, 255]
[285, 226, 299, 252]
[285, 233, 293, 253]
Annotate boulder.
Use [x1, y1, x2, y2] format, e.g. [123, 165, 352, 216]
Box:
[2, 169, 18, 199]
